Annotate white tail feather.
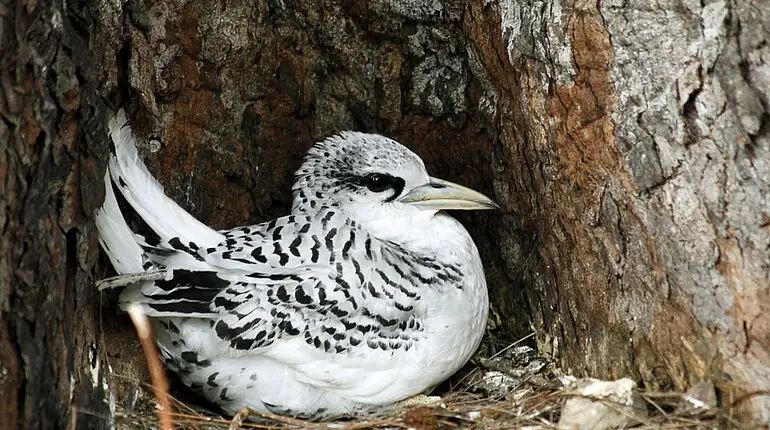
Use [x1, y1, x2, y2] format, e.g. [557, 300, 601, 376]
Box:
[107, 110, 225, 254]
[95, 110, 232, 316]
[94, 169, 145, 274]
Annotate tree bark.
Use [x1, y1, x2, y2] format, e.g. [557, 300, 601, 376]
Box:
[465, 0, 770, 422]
[1, 1, 116, 428]
[1, 0, 767, 427]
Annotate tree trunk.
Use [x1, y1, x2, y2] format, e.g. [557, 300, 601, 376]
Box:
[1, 0, 767, 427]
[464, 0, 770, 421]
[1, 0, 117, 428]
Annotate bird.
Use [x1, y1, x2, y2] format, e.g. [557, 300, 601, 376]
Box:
[95, 109, 499, 420]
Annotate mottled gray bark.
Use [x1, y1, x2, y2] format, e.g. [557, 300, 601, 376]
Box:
[472, 0, 770, 422]
[1, 0, 767, 427]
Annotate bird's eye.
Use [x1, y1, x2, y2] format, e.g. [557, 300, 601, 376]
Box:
[362, 173, 392, 193]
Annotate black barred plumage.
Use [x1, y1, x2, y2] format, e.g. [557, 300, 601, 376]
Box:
[95, 109, 497, 420]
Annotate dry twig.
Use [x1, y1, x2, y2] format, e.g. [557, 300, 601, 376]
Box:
[128, 303, 175, 430]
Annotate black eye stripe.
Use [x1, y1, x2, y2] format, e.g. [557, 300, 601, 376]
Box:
[356, 173, 405, 202]
[383, 177, 405, 202]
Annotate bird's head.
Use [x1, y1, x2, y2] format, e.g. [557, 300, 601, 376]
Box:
[292, 132, 499, 228]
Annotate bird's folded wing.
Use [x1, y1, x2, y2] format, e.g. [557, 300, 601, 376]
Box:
[210, 264, 364, 352]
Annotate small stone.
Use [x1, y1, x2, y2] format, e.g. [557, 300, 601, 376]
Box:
[479, 370, 520, 397]
[557, 377, 647, 430]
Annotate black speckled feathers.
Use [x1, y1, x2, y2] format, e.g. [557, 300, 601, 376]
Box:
[135, 206, 456, 354]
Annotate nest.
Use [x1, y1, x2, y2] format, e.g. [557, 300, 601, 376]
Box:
[75, 327, 760, 430]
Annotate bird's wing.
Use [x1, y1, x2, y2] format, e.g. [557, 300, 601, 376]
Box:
[121, 247, 385, 356]
[115, 213, 325, 317]
[206, 238, 428, 363]
[204, 213, 426, 356]
[209, 265, 362, 353]
[123, 213, 424, 358]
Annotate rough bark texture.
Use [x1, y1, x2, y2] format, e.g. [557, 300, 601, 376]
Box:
[1, 0, 768, 428]
[1, 1, 115, 428]
[465, 0, 769, 422]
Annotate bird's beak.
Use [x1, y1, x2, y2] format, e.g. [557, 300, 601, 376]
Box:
[399, 177, 500, 211]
